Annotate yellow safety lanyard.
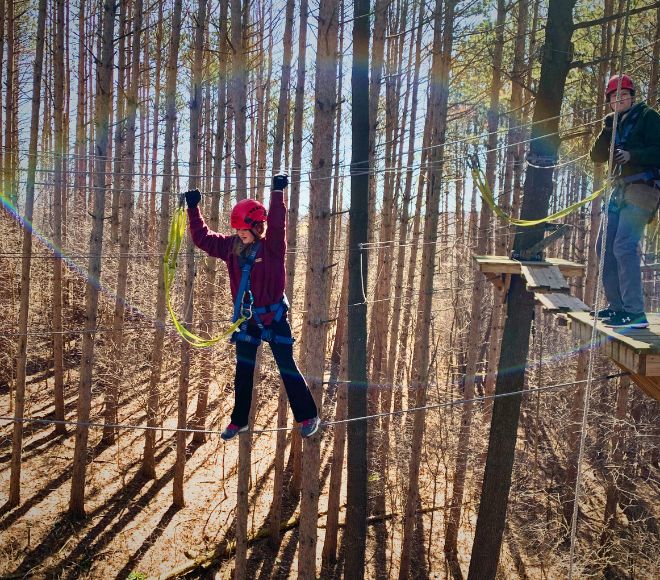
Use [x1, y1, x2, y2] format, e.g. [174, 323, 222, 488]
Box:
[164, 204, 246, 348]
[468, 156, 605, 227]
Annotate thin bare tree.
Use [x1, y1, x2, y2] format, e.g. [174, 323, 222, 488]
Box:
[68, 0, 117, 518]
[7, 0, 48, 507]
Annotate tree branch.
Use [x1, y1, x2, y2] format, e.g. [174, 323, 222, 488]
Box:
[573, 2, 660, 31]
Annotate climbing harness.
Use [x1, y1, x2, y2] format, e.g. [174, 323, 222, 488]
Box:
[164, 199, 246, 348]
[230, 243, 293, 346]
[468, 154, 605, 227]
[164, 197, 292, 348]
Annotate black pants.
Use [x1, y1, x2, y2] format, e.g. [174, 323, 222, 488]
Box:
[231, 317, 318, 427]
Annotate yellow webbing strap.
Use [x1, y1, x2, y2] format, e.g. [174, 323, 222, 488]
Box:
[164, 206, 245, 348]
[470, 160, 605, 227]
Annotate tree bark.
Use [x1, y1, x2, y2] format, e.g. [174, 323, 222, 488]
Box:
[52, 0, 67, 436]
[142, 0, 183, 480]
[298, 0, 339, 576]
[444, 0, 504, 557]
[173, 0, 207, 509]
[286, 0, 309, 497]
[104, 0, 144, 445]
[468, 0, 577, 576]
[8, 0, 48, 508]
[344, 1, 370, 574]
[230, 0, 248, 200]
[68, 0, 117, 518]
[398, 2, 455, 577]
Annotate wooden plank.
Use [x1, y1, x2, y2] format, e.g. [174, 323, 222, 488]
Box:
[473, 255, 585, 278]
[567, 311, 658, 354]
[643, 355, 660, 376]
[535, 292, 589, 312]
[521, 264, 570, 293]
[613, 362, 660, 400]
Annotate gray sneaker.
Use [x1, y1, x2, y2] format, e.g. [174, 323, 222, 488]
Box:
[300, 416, 320, 438]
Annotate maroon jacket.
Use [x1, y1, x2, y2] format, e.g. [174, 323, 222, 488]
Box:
[188, 190, 287, 325]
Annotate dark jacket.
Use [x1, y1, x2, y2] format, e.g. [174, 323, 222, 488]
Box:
[590, 102, 660, 179]
[188, 190, 287, 325]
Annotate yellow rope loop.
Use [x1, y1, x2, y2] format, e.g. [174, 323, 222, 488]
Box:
[471, 164, 605, 227]
[164, 207, 244, 348]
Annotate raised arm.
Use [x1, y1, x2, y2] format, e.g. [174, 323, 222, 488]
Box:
[184, 189, 233, 261]
[266, 175, 288, 258]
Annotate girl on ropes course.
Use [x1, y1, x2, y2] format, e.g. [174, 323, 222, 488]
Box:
[590, 74, 660, 329]
[183, 174, 320, 440]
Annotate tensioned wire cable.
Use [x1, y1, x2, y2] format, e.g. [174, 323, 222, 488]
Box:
[0, 372, 628, 437]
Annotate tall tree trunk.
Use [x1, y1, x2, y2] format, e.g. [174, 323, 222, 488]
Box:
[230, 0, 248, 200]
[272, 0, 295, 172]
[344, 0, 370, 574]
[366, 0, 387, 245]
[68, 0, 117, 518]
[386, 0, 424, 414]
[298, 1, 339, 576]
[110, 0, 128, 243]
[142, 0, 183, 480]
[52, 0, 66, 436]
[193, 0, 228, 446]
[286, 0, 309, 497]
[468, 0, 577, 575]
[599, 375, 629, 557]
[74, 0, 86, 216]
[149, 0, 164, 243]
[7, 0, 48, 508]
[173, 0, 207, 509]
[398, 3, 455, 577]
[104, 0, 144, 445]
[3, 0, 14, 204]
[268, 1, 294, 534]
[649, 7, 660, 106]
[444, 0, 504, 558]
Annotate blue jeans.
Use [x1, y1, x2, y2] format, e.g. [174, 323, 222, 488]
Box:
[597, 198, 652, 314]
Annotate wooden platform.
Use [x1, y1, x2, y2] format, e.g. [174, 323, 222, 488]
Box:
[474, 255, 586, 278]
[568, 311, 660, 400]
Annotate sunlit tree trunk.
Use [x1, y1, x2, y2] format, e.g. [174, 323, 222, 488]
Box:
[192, 0, 228, 446]
[68, 0, 117, 518]
[7, 0, 47, 508]
[444, 0, 503, 558]
[298, 0, 339, 575]
[173, 0, 207, 509]
[286, 0, 309, 497]
[142, 0, 183, 480]
[231, 0, 248, 200]
[52, 0, 66, 436]
[399, 2, 455, 576]
[104, 0, 144, 445]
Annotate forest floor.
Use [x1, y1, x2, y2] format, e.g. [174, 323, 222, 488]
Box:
[0, 213, 658, 578]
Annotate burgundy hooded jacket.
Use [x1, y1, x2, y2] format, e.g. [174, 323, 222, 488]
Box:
[187, 189, 287, 325]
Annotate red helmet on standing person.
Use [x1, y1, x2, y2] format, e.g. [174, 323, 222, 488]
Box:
[231, 198, 267, 230]
[605, 74, 635, 99]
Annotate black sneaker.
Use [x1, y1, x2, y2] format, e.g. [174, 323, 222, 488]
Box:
[590, 307, 616, 320]
[604, 311, 649, 329]
[220, 423, 248, 441]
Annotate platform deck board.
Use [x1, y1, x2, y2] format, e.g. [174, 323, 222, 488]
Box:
[535, 292, 589, 312]
[521, 264, 570, 292]
[474, 255, 585, 278]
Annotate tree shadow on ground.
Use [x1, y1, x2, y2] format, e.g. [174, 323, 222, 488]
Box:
[10, 439, 175, 577]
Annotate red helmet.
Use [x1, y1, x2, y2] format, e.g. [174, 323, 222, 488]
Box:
[231, 198, 267, 229]
[605, 74, 634, 98]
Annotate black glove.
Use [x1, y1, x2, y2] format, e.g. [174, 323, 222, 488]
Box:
[184, 189, 201, 209]
[273, 174, 289, 191]
[614, 148, 630, 164]
[603, 113, 616, 130]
